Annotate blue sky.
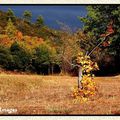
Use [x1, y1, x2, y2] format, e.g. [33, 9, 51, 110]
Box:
[0, 5, 87, 30]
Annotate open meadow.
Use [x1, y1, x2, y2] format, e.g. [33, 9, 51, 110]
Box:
[0, 5, 120, 115]
[0, 74, 120, 115]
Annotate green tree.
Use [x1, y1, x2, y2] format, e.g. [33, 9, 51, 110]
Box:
[7, 8, 16, 21]
[33, 43, 50, 74]
[33, 43, 58, 74]
[0, 45, 13, 70]
[23, 10, 32, 23]
[5, 18, 17, 38]
[10, 42, 32, 71]
[80, 5, 120, 74]
[35, 15, 44, 28]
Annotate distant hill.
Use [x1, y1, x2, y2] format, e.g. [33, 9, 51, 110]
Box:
[0, 10, 59, 40]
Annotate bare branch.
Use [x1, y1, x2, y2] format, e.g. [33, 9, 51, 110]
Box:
[87, 36, 107, 56]
[62, 56, 80, 67]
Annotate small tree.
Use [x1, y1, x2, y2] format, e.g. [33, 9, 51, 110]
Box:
[5, 18, 17, 38]
[23, 10, 32, 23]
[72, 52, 99, 102]
[48, 46, 58, 74]
[35, 15, 44, 28]
[7, 8, 16, 21]
[57, 23, 80, 74]
[72, 21, 114, 102]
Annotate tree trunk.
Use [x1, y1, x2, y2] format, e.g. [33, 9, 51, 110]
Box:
[51, 64, 54, 75]
[48, 65, 51, 75]
[78, 66, 82, 89]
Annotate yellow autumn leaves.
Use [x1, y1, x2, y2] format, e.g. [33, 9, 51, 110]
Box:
[72, 52, 99, 103]
[77, 52, 99, 73]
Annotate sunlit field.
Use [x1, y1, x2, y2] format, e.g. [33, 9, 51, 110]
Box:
[0, 5, 120, 116]
[0, 74, 120, 115]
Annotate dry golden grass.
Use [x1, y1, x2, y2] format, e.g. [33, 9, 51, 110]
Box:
[0, 74, 120, 115]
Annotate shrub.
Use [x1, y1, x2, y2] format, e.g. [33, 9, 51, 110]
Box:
[0, 45, 13, 70]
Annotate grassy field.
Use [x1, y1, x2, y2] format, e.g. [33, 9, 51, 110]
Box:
[0, 74, 120, 115]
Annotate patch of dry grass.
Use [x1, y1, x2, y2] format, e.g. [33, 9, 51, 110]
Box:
[0, 74, 120, 115]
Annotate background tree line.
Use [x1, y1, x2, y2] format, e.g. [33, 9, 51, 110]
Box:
[0, 5, 120, 76]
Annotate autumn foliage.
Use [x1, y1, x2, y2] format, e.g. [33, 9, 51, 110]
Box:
[72, 52, 99, 102]
[0, 18, 58, 74]
[72, 20, 115, 102]
[100, 20, 114, 37]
